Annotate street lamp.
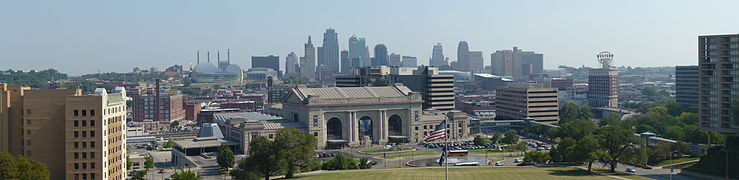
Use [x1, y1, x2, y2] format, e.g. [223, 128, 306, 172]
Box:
[720, 148, 728, 179]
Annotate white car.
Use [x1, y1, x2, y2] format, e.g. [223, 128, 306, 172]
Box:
[494, 162, 504, 166]
[514, 158, 522, 163]
[626, 168, 636, 173]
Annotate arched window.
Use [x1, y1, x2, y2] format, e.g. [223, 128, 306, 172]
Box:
[359, 116, 373, 139]
[327, 118, 342, 140]
[388, 115, 403, 136]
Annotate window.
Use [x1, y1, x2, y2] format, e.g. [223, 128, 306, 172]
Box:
[74, 152, 79, 159]
[414, 111, 419, 121]
[26, 140, 30, 145]
[82, 152, 87, 159]
[82, 142, 87, 148]
[90, 110, 95, 116]
[74, 131, 79, 137]
[26, 120, 31, 125]
[82, 120, 87, 127]
[26, 109, 31, 114]
[74, 110, 79, 116]
[26, 151, 31, 156]
[415, 126, 419, 130]
[90, 173, 95, 180]
[91, 142, 95, 148]
[74, 120, 79, 127]
[269, 134, 273, 139]
[90, 152, 95, 158]
[82, 131, 86, 137]
[90, 131, 95, 137]
[90, 120, 94, 127]
[82, 163, 86, 169]
[313, 115, 318, 126]
[26, 130, 31, 135]
[314, 132, 318, 136]
[82, 110, 87, 116]
[423, 125, 427, 129]
[74, 163, 79, 169]
[74, 142, 79, 148]
[91, 163, 95, 169]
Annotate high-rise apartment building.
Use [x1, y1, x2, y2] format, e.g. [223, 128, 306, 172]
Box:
[301, 36, 316, 81]
[496, 83, 559, 124]
[469, 51, 484, 73]
[401, 56, 417, 67]
[340, 50, 350, 74]
[348, 36, 368, 68]
[372, 44, 389, 66]
[430, 43, 446, 67]
[457, 41, 470, 72]
[389, 53, 401, 66]
[698, 34, 739, 133]
[251, 55, 280, 73]
[588, 52, 618, 108]
[286, 52, 299, 78]
[319, 28, 340, 73]
[0, 85, 128, 180]
[676, 65, 699, 107]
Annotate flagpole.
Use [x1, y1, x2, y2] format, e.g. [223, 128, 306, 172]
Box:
[445, 114, 449, 180]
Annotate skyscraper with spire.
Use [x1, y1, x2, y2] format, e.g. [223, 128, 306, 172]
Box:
[301, 36, 316, 81]
[319, 28, 340, 73]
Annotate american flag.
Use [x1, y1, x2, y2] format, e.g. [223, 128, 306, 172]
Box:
[422, 120, 446, 142]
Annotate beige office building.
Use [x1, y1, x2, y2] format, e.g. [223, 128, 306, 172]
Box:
[496, 83, 559, 124]
[0, 84, 127, 180]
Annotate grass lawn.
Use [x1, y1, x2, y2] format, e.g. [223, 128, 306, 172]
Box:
[360, 147, 414, 153]
[292, 166, 636, 180]
[650, 157, 699, 167]
[592, 168, 653, 180]
[383, 152, 438, 159]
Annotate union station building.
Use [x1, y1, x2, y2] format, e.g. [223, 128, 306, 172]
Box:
[218, 84, 472, 151]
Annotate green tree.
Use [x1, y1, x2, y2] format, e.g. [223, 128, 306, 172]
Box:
[273, 128, 317, 178]
[321, 154, 359, 170]
[171, 170, 200, 180]
[473, 135, 488, 146]
[0, 152, 50, 180]
[217, 145, 235, 170]
[524, 151, 550, 164]
[501, 130, 519, 144]
[358, 158, 372, 169]
[127, 156, 132, 170]
[576, 135, 605, 173]
[231, 136, 280, 180]
[597, 125, 638, 172]
[554, 119, 596, 140]
[491, 132, 502, 143]
[514, 141, 528, 152]
[164, 139, 175, 148]
[144, 156, 154, 171]
[170, 121, 180, 129]
[642, 86, 658, 96]
[559, 103, 594, 124]
[598, 113, 622, 127]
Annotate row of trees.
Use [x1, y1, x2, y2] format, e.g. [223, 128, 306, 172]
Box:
[473, 130, 520, 146]
[230, 128, 317, 180]
[0, 152, 49, 180]
[548, 119, 643, 173]
[320, 154, 371, 170]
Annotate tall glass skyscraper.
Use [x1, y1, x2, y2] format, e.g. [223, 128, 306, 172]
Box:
[348, 35, 368, 68]
[320, 28, 339, 73]
[430, 43, 445, 67]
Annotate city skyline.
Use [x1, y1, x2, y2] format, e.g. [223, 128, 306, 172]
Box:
[2, 0, 739, 75]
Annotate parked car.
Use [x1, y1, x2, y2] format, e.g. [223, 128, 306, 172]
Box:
[626, 168, 636, 173]
[514, 158, 522, 163]
[494, 162, 504, 166]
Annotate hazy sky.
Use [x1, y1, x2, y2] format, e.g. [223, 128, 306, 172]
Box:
[2, 0, 738, 75]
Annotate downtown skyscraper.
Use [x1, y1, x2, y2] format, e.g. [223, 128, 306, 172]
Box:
[430, 43, 446, 67]
[457, 41, 470, 71]
[348, 35, 368, 68]
[300, 36, 316, 81]
[372, 44, 388, 66]
[698, 34, 739, 134]
[318, 28, 339, 73]
[286, 52, 299, 78]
